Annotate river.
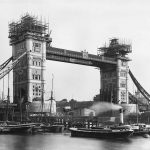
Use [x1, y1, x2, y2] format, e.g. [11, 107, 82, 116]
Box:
[0, 133, 149, 150]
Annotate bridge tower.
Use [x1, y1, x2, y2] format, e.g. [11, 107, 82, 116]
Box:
[98, 38, 132, 104]
[8, 14, 52, 104]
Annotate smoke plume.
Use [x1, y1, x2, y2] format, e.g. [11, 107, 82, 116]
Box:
[90, 102, 122, 115]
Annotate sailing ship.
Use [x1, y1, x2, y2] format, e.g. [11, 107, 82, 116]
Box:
[0, 71, 33, 134]
[41, 74, 64, 133]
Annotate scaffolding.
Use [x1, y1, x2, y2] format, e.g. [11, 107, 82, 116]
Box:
[98, 38, 132, 57]
[8, 14, 49, 44]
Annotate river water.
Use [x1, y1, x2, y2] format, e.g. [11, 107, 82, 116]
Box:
[0, 133, 150, 150]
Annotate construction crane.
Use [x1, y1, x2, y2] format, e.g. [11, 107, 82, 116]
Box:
[0, 51, 27, 80]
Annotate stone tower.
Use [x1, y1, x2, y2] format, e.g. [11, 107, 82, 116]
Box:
[99, 38, 131, 104]
[8, 14, 51, 104]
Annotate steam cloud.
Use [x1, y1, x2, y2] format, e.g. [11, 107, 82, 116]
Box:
[90, 102, 122, 115]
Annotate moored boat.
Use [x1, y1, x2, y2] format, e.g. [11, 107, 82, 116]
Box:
[29, 123, 44, 133]
[0, 122, 33, 134]
[41, 123, 64, 133]
[131, 123, 150, 136]
[69, 126, 133, 139]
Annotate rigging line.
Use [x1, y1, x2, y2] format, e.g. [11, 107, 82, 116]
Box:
[0, 57, 12, 71]
[129, 69, 150, 103]
[0, 52, 27, 80]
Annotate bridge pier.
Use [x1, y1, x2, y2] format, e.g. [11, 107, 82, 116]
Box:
[99, 38, 131, 104]
[9, 14, 52, 114]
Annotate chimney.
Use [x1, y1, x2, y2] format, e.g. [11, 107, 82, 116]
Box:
[119, 108, 124, 124]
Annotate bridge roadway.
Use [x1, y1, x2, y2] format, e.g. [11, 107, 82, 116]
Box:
[46, 46, 117, 68]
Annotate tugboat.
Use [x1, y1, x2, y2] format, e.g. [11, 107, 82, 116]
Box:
[70, 109, 133, 139]
[69, 126, 133, 139]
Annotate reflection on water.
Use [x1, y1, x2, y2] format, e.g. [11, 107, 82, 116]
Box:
[0, 133, 150, 150]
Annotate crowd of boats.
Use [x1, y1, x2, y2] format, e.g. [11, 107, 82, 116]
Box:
[1, 69, 149, 139]
[0, 121, 64, 134]
[0, 120, 150, 140]
[69, 109, 150, 139]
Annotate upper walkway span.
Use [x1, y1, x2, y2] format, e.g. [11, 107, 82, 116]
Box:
[46, 46, 117, 68]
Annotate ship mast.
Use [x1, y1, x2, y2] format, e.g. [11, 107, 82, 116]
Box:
[6, 70, 11, 122]
[41, 48, 44, 120]
[49, 74, 54, 115]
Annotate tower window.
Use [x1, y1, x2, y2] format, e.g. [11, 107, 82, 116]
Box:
[120, 83, 126, 88]
[32, 84, 41, 97]
[121, 91, 126, 101]
[32, 59, 41, 67]
[32, 73, 41, 80]
[32, 74, 34, 79]
[120, 80, 126, 88]
[35, 75, 38, 80]
[33, 42, 41, 52]
[121, 61, 126, 66]
[120, 71, 126, 77]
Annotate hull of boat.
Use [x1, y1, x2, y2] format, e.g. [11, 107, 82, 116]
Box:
[32, 126, 44, 133]
[131, 124, 150, 136]
[0, 124, 33, 134]
[42, 125, 64, 133]
[70, 128, 133, 139]
[133, 130, 149, 136]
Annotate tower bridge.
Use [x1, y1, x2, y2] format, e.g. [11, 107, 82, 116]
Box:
[0, 14, 149, 114]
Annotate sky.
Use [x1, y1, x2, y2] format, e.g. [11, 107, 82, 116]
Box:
[0, 0, 150, 102]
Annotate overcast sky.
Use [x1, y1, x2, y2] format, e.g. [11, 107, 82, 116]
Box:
[0, 0, 150, 102]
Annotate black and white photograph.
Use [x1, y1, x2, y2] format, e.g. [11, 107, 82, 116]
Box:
[0, 0, 150, 149]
